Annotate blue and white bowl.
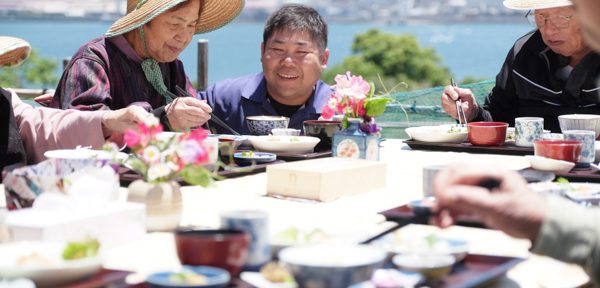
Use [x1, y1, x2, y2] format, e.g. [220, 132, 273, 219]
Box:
[278, 244, 386, 288]
[246, 116, 289, 136]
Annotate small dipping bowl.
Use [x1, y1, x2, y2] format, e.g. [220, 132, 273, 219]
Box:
[271, 128, 301, 136]
[467, 122, 508, 146]
[392, 253, 456, 280]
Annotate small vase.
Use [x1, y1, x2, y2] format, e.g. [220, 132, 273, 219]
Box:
[332, 118, 380, 160]
[127, 179, 182, 232]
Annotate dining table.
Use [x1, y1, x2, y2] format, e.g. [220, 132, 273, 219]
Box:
[0, 139, 591, 287]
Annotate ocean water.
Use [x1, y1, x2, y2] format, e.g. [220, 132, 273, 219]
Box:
[0, 20, 532, 87]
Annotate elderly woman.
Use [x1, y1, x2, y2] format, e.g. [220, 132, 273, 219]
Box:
[441, 0, 600, 132]
[0, 36, 150, 174]
[50, 0, 244, 131]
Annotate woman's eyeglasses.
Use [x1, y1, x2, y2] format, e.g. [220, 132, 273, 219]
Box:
[526, 10, 574, 29]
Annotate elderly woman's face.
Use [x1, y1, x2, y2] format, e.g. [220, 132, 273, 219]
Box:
[143, 0, 200, 62]
[536, 6, 588, 58]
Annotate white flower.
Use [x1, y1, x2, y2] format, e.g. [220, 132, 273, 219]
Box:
[147, 163, 172, 182]
[142, 146, 161, 163]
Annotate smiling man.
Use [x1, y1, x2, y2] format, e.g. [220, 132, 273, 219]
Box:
[198, 4, 333, 135]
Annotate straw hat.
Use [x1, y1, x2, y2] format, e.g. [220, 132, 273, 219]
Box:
[503, 0, 572, 10]
[0, 36, 31, 68]
[106, 0, 244, 37]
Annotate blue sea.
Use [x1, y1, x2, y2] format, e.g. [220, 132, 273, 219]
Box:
[0, 20, 532, 87]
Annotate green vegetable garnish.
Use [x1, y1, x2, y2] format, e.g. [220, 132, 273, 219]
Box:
[555, 177, 570, 184]
[241, 151, 255, 157]
[62, 238, 100, 260]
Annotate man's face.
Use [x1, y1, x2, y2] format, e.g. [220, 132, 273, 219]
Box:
[572, 0, 600, 52]
[536, 7, 588, 58]
[261, 29, 330, 106]
[144, 0, 200, 62]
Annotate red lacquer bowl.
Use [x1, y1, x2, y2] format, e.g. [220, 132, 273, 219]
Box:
[533, 139, 583, 163]
[467, 122, 509, 146]
[175, 228, 250, 277]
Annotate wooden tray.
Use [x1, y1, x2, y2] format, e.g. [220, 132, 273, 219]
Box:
[404, 140, 533, 156]
[275, 150, 331, 161]
[556, 167, 600, 183]
[119, 160, 285, 186]
[380, 203, 487, 229]
[442, 254, 524, 288]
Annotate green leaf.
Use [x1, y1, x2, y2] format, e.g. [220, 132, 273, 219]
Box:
[181, 166, 213, 187]
[365, 97, 391, 117]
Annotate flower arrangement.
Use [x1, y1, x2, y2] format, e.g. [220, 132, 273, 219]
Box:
[321, 72, 392, 135]
[110, 116, 214, 187]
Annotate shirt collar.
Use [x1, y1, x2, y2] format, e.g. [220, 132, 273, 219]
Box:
[240, 72, 331, 114]
[108, 35, 144, 64]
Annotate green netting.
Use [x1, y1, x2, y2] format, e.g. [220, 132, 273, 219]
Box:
[376, 79, 496, 139]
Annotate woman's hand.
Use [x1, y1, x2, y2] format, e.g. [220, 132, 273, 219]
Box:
[165, 97, 212, 131]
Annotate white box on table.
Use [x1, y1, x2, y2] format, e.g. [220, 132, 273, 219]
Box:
[266, 157, 387, 202]
[6, 202, 145, 247]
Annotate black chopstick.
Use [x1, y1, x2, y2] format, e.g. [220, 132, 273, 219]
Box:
[174, 86, 241, 136]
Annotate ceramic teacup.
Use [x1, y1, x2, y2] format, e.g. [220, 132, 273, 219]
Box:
[515, 117, 544, 147]
[563, 130, 596, 168]
[220, 210, 270, 270]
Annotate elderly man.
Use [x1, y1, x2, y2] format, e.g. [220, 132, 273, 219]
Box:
[50, 0, 244, 131]
[431, 2, 600, 285]
[441, 0, 599, 132]
[198, 4, 332, 135]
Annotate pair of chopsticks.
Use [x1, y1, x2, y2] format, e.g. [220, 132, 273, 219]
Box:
[451, 78, 468, 127]
[173, 86, 241, 136]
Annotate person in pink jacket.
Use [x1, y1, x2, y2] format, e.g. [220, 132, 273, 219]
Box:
[0, 36, 149, 174]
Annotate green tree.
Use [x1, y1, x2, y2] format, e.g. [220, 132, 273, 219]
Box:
[323, 29, 451, 92]
[0, 49, 58, 89]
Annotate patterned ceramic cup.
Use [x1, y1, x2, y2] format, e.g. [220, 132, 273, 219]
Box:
[563, 130, 596, 167]
[515, 117, 544, 147]
[422, 164, 445, 197]
[220, 210, 270, 270]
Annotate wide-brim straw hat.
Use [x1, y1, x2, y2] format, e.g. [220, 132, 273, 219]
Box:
[0, 36, 31, 68]
[503, 0, 572, 10]
[106, 0, 244, 37]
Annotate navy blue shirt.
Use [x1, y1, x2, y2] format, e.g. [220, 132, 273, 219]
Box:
[198, 72, 333, 135]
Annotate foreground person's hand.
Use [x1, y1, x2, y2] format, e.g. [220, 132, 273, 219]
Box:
[432, 164, 547, 242]
[101, 105, 150, 137]
[33, 92, 54, 106]
[165, 97, 212, 131]
[441, 86, 479, 121]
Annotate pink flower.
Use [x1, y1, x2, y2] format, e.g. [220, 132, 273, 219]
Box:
[356, 98, 366, 117]
[178, 140, 209, 165]
[124, 129, 141, 148]
[333, 71, 371, 100]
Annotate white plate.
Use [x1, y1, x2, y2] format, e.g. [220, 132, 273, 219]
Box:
[525, 155, 575, 173]
[404, 125, 467, 143]
[0, 242, 102, 287]
[44, 149, 127, 161]
[249, 136, 320, 153]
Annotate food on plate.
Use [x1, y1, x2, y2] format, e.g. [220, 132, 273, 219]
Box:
[273, 227, 330, 244]
[168, 271, 209, 285]
[62, 238, 100, 260]
[260, 262, 294, 283]
[447, 126, 467, 134]
[240, 151, 256, 157]
[16, 251, 57, 266]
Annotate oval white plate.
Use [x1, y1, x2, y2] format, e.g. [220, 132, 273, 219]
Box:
[525, 155, 575, 173]
[249, 136, 320, 153]
[44, 149, 127, 161]
[405, 125, 467, 143]
[0, 242, 102, 287]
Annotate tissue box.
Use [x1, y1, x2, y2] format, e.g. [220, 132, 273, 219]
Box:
[266, 158, 387, 202]
[6, 202, 145, 247]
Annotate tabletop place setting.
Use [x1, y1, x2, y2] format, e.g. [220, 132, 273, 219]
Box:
[0, 110, 595, 288]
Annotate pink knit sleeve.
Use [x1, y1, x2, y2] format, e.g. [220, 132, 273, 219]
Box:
[11, 89, 108, 164]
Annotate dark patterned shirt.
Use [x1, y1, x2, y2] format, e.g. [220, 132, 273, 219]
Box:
[51, 35, 194, 113]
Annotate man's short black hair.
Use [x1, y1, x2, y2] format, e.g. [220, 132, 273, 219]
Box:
[263, 4, 328, 53]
